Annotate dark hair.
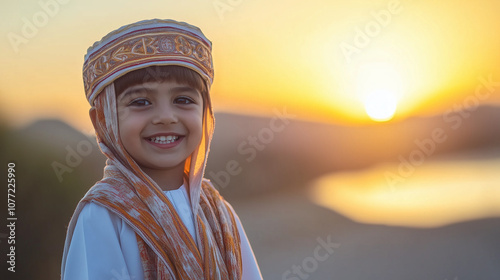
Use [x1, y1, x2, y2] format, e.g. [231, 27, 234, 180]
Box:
[114, 65, 208, 99]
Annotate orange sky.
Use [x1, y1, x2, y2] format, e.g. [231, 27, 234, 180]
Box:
[1, 0, 500, 132]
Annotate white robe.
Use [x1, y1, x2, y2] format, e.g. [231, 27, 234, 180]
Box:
[62, 184, 263, 279]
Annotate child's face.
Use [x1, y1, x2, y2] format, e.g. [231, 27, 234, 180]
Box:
[116, 80, 203, 172]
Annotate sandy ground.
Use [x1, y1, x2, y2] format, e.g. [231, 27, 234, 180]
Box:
[232, 186, 500, 280]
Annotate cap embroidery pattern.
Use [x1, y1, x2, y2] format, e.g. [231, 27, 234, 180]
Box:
[83, 19, 213, 105]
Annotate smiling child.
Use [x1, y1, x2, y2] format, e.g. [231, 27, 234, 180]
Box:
[61, 19, 262, 280]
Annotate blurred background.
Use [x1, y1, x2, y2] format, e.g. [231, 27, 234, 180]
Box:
[1, 0, 500, 279]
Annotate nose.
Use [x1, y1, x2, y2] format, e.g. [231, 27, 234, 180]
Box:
[151, 102, 178, 125]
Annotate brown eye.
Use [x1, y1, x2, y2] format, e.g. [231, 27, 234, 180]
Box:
[174, 97, 195, 104]
[129, 98, 151, 106]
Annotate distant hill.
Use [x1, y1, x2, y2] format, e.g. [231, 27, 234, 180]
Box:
[208, 105, 500, 196]
[13, 105, 500, 198]
[18, 119, 96, 150]
[15, 118, 106, 184]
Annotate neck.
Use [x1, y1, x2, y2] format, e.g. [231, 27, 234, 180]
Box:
[141, 162, 186, 191]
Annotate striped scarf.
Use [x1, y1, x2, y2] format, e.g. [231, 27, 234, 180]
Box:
[61, 83, 242, 279]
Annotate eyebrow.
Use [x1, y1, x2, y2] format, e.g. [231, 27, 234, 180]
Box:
[118, 85, 151, 102]
[169, 86, 200, 96]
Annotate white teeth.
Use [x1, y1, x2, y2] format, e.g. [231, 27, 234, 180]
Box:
[150, 135, 179, 144]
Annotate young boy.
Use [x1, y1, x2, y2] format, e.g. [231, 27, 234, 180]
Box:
[61, 19, 262, 280]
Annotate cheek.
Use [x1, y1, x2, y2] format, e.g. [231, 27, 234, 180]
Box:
[118, 110, 142, 145]
[187, 110, 204, 142]
[196, 111, 204, 139]
[117, 109, 128, 137]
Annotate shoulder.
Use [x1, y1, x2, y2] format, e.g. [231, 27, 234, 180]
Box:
[201, 178, 219, 195]
[70, 202, 140, 257]
[201, 178, 230, 204]
[79, 202, 116, 221]
[63, 203, 144, 280]
[76, 202, 125, 235]
[201, 178, 239, 217]
[201, 179, 231, 205]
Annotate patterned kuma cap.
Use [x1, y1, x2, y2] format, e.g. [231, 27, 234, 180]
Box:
[83, 19, 214, 105]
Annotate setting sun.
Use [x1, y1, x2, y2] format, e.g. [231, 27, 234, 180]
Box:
[364, 90, 398, 122]
[354, 61, 402, 122]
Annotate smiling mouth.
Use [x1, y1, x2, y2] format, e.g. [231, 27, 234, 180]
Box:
[148, 135, 180, 144]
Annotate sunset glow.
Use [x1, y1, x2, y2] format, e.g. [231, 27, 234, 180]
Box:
[1, 0, 500, 131]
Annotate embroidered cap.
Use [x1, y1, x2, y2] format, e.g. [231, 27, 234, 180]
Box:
[83, 19, 214, 105]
